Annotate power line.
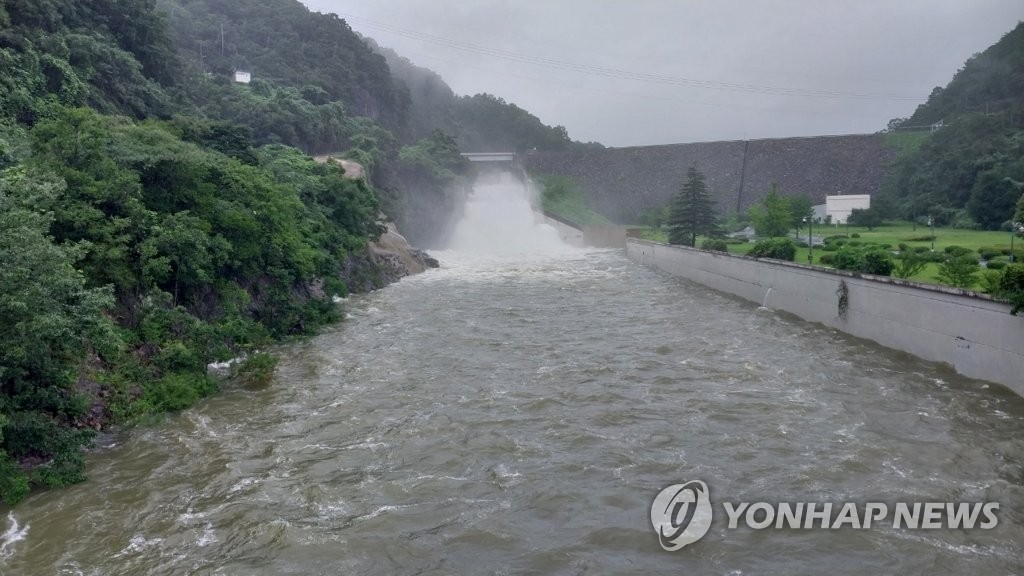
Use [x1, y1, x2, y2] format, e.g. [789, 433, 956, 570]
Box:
[338, 13, 925, 102]
[406, 51, 896, 121]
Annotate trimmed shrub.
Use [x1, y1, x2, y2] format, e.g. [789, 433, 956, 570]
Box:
[944, 245, 972, 257]
[700, 238, 729, 252]
[862, 250, 894, 276]
[986, 260, 1007, 270]
[832, 246, 894, 276]
[833, 247, 864, 271]
[819, 254, 836, 266]
[850, 233, 861, 238]
[748, 238, 796, 261]
[997, 264, 1024, 314]
[979, 270, 1004, 294]
[979, 248, 1002, 261]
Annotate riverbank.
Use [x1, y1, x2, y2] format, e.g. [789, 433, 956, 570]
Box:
[627, 238, 1024, 396]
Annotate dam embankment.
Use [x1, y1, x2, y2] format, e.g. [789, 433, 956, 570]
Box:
[627, 239, 1024, 395]
[525, 134, 895, 221]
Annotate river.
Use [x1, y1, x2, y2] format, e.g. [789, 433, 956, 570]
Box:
[2, 180, 1023, 575]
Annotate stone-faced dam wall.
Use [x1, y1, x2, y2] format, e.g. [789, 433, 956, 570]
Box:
[524, 134, 896, 222]
[626, 239, 1024, 396]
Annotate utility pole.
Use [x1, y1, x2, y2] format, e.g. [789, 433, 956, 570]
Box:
[220, 21, 225, 57]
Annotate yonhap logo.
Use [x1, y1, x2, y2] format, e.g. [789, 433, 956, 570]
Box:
[651, 479, 1000, 551]
[650, 480, 713, 551]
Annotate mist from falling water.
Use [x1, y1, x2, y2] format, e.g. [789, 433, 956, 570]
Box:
[444, 172, 575, 257]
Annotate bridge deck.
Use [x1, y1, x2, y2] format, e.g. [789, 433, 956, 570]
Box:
[462, 152, 516, 163]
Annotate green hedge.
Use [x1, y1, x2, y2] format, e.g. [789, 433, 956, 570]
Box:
[748, 238, 796, 261]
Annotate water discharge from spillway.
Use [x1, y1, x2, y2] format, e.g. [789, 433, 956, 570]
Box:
[445, 172, 573, 257]
[3, 189, 1024, 573]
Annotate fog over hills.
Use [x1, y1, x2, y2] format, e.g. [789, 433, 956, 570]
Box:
[303, 0, 1024, 146]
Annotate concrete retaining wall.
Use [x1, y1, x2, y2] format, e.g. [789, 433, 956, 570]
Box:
[582, 225, 627, 248]
[626, 239, 1024, 395]
[541, 213, 585, 247]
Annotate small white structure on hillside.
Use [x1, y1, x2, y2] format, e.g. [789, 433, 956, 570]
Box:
[826, 194, 871, 224]
[233, 70, 252, 84]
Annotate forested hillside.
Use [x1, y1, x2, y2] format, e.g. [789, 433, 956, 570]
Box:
[882, 21, 1024, 230]
[150, 0, 594, 245]
[0, 0, 412, 504]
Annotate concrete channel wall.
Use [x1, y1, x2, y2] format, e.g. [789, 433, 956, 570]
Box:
[626, 239, 1024, 396]
[541, 213, 585, 247]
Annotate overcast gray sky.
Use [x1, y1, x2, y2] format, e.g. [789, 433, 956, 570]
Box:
[301, 0, 1023, 147]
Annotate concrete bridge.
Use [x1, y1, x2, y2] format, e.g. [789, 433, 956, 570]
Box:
[462, 151, 529, 186]
[462, 152, 517, 164]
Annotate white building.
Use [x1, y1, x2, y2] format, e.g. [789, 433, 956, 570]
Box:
[826, 194, 871, 224]
[233, 70, 252, 84]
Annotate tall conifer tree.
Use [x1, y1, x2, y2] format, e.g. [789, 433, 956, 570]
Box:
[668, 166, 719, 247]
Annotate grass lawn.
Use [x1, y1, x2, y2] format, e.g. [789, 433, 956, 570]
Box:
[823, 222, 1014, 253]
[636, 221, 1023, 290]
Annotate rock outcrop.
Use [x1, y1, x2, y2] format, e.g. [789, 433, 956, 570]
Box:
[315, 155, 440, 290]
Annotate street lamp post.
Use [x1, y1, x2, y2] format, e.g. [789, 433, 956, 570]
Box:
[804, 216, 813, 264]
[1012, 221, 1023, 263]
[928, 216, 935, 251]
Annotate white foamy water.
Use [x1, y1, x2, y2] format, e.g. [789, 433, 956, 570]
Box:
[0, 513, 28, 560]
[445, 175, 576, 258]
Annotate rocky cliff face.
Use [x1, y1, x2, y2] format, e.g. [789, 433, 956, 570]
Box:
[369, 222, 440, 284]
[524, 134, 896, 221]
[317, 156, 440, 291]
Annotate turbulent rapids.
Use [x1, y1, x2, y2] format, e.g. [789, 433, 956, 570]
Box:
[3, 175, 1023, 575]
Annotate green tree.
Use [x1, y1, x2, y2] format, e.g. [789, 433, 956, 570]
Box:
[893, 248, 928, 279]
[0, 169, 117, 503]
[847, 207, 884, 230]
[639, 205, 670, 232]
[998, 264, 1024, 314]
[787, 195, 814, 232]
[747, 184, 792, 238]
[668, 166, 719, 247]
[966, 171, 1023, 230]
[936, 254, 980, 288]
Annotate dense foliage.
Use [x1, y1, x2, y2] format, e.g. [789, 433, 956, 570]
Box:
[0, 0, 442, 503]
[159, 0, 405, 129]
[0, 106, 386, 502]
[537, 173, 610, 227]
[882, 22, 1024, 232]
